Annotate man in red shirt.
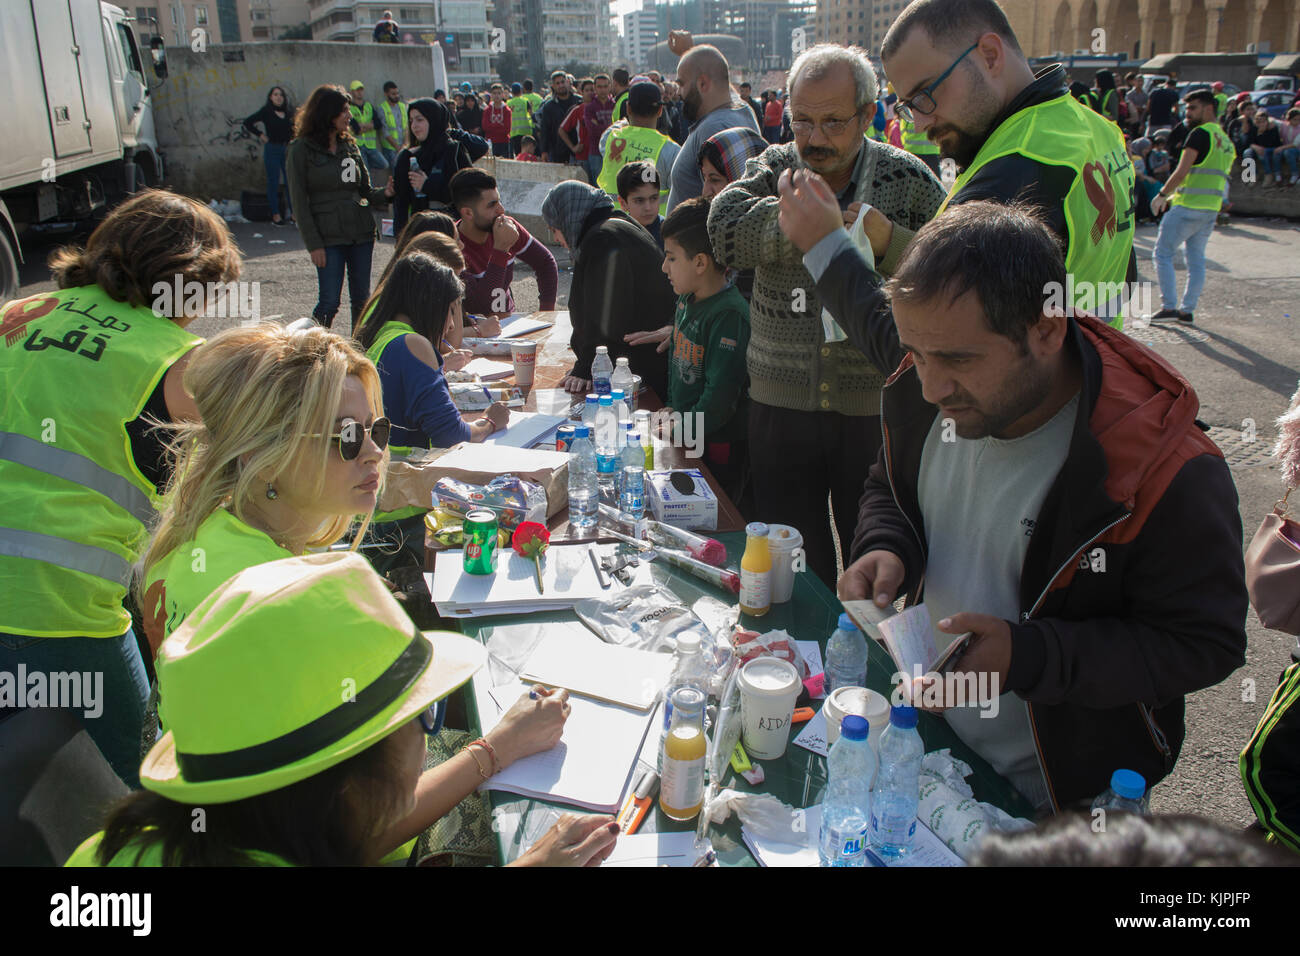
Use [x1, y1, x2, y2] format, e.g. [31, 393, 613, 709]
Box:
[559, 78, 594, 177]
[581, 73, 616, 184]
[482, 82, 513, 157]
[449, 168, 558, 316]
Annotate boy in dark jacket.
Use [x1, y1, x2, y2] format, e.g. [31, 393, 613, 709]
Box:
[659, 198, 750, 503]
[798, 197, 1246, 812]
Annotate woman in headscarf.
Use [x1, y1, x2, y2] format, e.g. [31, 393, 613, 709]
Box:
[541, 181, 674, 398]
[698, 126, 768, 301]
[391, 98, 489, 234]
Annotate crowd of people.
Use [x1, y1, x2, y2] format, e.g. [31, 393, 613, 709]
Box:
[4, 0, 1300, 870]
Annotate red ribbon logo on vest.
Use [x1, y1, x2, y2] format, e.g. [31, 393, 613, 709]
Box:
[0, 296, 58, 347]
[608, 137, 627, 163]
[1082, 161, 1117, 245]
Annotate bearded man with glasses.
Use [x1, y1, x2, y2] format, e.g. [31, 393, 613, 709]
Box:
[782, 0, 1137, 338]
[706, 43, 947, 589]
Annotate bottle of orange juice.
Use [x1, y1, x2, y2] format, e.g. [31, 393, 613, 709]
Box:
[659, 687, 707, 821]
[739, 521, 772, 617]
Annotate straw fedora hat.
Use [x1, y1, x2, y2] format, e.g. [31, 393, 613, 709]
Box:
[140, 551, 484, 803]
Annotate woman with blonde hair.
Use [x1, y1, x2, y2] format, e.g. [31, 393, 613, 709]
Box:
[0, 188, 240, 787]
[137, 323, 388, 652]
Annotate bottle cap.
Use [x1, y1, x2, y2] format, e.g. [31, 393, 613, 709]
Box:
[670, 686, 705, 715]
[611, 389, 624, 401]
[840, 715, 869, 741]
[837, 613, 858, 632]
[596, 345, 609, 353]
[573, 424, 590, 438]
[889, 705, 918, 729]
[627, 431, 640, 443]
[586, 394, 598, 403]
[745, 522, 770, 537]
[676, 633, 701, 653]
[616, 356, 630, 366]
[1110, 769, 1146, 800]
[598, 395, 612, 406]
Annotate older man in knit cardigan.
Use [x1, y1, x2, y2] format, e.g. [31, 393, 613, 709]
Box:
[708, 44, 945, 587]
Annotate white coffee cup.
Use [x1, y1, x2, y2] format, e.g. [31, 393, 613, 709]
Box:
[824, 686, 891, 751]
[510, 340, 537, 387]
[766, 524, 803, 604]
[738, 657, 801, 760]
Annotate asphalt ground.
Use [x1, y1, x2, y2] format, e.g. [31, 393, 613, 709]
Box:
[15, 211, 1300, 827]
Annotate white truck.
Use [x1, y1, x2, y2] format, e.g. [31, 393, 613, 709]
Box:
[0, 0, 168, 301]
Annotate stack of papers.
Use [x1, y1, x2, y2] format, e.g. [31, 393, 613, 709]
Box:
[427, 543, 654, 617]
[741, 804, 964, 867]
[483, 411, 567, 449]
[497, 313, 556, 337]
[459, 358, 515, 382]
[473, 673, 656, 812]
[602, 832, 704, 867]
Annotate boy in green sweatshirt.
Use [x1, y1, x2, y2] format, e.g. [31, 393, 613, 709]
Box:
[659, 197, 751, 507]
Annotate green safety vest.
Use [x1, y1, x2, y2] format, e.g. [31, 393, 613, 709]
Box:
[506, 95, 533, 135]
[142, 508, 291, 649]
[350, 101, 377, 148]
[366, 320, 431, 522]
[379, 99, 408, 150]
[66, 829, 294, 867]
[900, 115, 939, 155]
[613, 90, 628, 122]
[1170, 121, 1235, 212]
[0, 285, 201, 637]
[1214, 92, 1228, 119]
[938, 93, 1135, 330]
[597, 124, 673, 215]
[524, 92, 543, 117]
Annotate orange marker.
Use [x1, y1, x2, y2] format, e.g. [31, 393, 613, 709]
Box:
[792, 707, 816, 724]
[616, 770, 659, 835]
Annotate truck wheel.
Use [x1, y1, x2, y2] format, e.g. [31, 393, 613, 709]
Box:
[0, 231, 19, 304]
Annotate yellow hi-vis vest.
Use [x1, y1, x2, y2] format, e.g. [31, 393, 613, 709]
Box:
[597, 124, 673, 215]
[142, 508, 291, 651]
[938, 93, 1136, 330]
[350, 101, 378, 148]
[1170, 122, 1235, 212]
[0, 285, 201, 637]
[900, 115, 939, 155]
[507, 95, 532, 135]
[365, 320, 430, 522]
[379, 99, 408, 150]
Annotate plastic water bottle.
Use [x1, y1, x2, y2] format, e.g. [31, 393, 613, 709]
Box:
[658, 633, 710, 771]
[825, 613, 869, 693]
[1091, 769, 1149, 816]
[819, 715, 876, 867]
[595, 395, 619, 495]
[567, 424, 599, 534]
[591, 346, 614, 396]
[611, 356, 635, 414]
[582, 393, 599, 427]
[619, 430, 645, 521]
[612, 395, 627, 445]
[869, 705, 923, 859]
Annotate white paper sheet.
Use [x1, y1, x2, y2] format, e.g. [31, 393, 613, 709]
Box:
[497, 313, 556, 338]
[792, 705, 830, 757]
[521, 633, 673, 710]
[602, 832, 703, 867]
[742, 804, 964, 867]
[459, 357, 515, 381]
[474, 675, 654, 812]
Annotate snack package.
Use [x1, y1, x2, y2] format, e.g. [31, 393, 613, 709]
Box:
[575, 584, 712, 655]
[729, 627, 811, 681]
[423, 508, 509, 549]
[431, 475, 546, 530]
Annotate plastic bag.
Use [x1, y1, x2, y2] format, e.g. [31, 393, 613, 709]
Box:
[730, 627, 811, 680]
[916, 749, 1035, 861]
[703, 789, 806, 845]
[575, 584, 712, 655]
[431, 475, 546, 530]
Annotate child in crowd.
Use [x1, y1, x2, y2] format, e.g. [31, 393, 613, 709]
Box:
[515, 135, 540, 161]
[617, 161, 664, 249]
[657, 197, 750, 507]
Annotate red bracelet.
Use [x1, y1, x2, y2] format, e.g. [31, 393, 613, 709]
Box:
[471, 736, 501, 775]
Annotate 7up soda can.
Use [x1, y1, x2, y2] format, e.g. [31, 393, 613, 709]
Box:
[462, 510, 499, 575]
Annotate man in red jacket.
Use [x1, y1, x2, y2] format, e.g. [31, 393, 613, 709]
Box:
[482, 83, 513, 157]
[804, 197, 1246, 813]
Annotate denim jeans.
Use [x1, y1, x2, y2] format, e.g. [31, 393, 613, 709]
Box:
[313, 242, 374, 329]
[0, 629, 149, 788]
[263, 142, 290, 218]
[1153, 204, 1219, 312]
[1280, 146, 1300, 178]
[584, 154, 603, 185]
[360, 144, 390, 171]
[380, 146, 398, 168]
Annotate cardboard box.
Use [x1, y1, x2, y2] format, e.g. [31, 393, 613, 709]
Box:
[645, 469, 718, 530]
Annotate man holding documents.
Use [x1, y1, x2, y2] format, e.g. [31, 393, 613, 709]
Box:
[824, 201, 1247, 813]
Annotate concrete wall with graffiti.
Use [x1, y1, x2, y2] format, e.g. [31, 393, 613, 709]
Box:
[152, 42, 439, 198]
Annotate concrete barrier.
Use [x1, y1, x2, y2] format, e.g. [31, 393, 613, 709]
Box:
[1227, 179, 1300, 219]
[153, 42, 445, 198]
[471, 155, 586, 243]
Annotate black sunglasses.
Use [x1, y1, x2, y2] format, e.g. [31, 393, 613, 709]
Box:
[315, 417, 391, 461]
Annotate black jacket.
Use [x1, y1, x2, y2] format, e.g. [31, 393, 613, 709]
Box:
[827, 286, 1247, 809]
[536, 94, 580, 163]
[391, 129, 488, 233]
[567, 207, 674, 399]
